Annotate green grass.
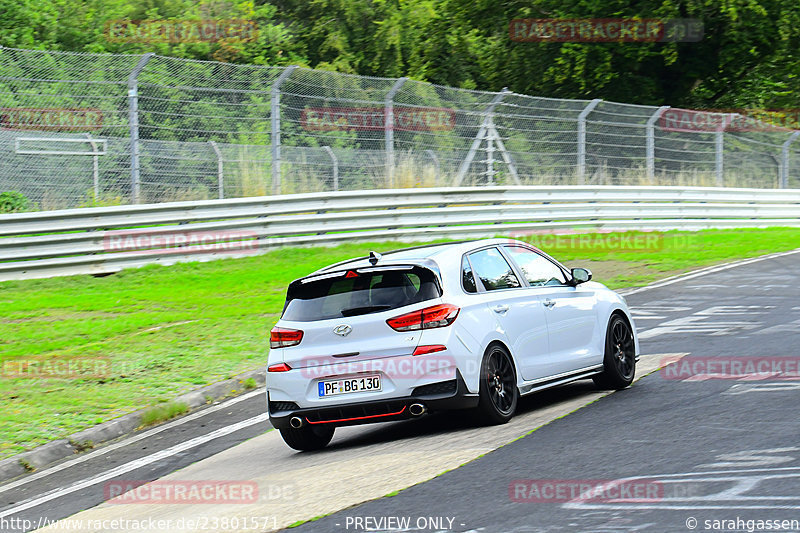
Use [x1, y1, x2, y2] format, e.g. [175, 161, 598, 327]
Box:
[140, 401, 189, 428]
[18, 458, 35, 472]
[287, 515, 328, 528]
[2, 228, 800, 459]
[68, 439, 94, 452]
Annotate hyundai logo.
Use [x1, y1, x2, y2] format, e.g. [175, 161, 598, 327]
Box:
[333, 324, 352, 337]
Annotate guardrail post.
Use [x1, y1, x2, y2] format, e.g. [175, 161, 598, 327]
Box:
[127, 53, 154, 204]
[425, 149, 440, 185]
[385, 77, 408, 187]
[271, 65, 298, 195]
[455, 88, 510, 186]
[781, 131, 800, 189]
[577, 99, 602, 185]
[322, 146, 338, 191]
[208, 141, 223, 199]
[646, 106, 669, 181]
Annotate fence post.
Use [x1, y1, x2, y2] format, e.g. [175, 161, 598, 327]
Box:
[577, 99, 602, 185]
[385, 77, 408, 187]
[425, 149, 440, 185]
[715, 121, 725, 186]
[486, 122, 495, 185]
[127, 53, 154, 204]
[322, 146, 338, 191]
[270, 65, 298, 195]
[646, 106, 669, 181]
[781, 131, 800, 189]
[84, 133, 100, 201]
[208, 141, 223, 199]
[455, 88, 510, 186]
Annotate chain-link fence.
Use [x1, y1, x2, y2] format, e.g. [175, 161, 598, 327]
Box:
[2, 46, 800, 211]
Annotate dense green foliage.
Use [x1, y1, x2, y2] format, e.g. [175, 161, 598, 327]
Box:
[0, 191, 31, 213]
[0, 0, 798, 107]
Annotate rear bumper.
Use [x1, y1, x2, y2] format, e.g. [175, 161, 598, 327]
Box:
[268, 370, 478, 429]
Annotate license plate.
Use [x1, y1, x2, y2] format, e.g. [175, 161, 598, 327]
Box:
[318, 375, 381, 397]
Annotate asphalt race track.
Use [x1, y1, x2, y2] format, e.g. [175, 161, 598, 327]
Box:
[2, 250, 799, 533]
[294, 251, 800, 533]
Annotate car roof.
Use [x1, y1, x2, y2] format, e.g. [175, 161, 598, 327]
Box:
[313, 238, 515, 274]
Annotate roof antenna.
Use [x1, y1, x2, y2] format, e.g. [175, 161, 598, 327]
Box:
[368, 251, 381, 265]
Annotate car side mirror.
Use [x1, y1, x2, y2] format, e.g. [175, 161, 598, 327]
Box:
[571, 267, 592, 285]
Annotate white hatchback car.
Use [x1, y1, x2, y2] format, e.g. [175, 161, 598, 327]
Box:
[266, 238, 639, 450]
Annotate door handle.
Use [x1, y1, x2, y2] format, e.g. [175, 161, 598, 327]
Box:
[543, 299, 556, 308]
[491, 304, 510, 313]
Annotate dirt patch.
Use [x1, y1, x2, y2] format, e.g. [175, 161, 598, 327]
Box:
[1, 311, 123, 324]
[564, 259, 646, 280]
[562, 260, 684, 289]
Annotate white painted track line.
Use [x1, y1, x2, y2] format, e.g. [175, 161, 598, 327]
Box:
[16, 248, 798, 531]
[0, 389, 266, 496]
[1, 414, 269, 520]
[33, 353, 684, 532]
[619, 248, 800, 296]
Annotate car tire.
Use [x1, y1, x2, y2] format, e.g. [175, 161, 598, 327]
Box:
[475, 344, 518, 424]
[593, 314, 636, 390]
[279, 424, 335, 451]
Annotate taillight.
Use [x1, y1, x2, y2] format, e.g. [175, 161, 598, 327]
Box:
[386, 304, 460, 331]
[268, 362, 292, 372]
[270, 327, 303, 348]
[413, 344, 447, 356]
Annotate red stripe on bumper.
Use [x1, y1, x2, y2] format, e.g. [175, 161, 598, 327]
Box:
[305, 405, 407, 425]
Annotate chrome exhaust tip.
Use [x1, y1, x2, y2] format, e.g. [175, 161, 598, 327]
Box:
[409, 403, 427, 416]
[289, 416, 303, 429]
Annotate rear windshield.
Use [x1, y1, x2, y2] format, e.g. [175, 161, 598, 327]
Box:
[282, 266, 441, 322]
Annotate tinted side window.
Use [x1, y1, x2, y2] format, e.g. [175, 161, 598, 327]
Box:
[504, 245, 568, 286]
[461, 256, 477, 293]
[468, 248, 520, 291]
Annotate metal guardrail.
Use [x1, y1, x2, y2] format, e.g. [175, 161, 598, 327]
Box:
[2, 186, 800, 281]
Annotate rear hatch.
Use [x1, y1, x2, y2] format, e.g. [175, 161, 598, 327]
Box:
[274, 265, 442, 369]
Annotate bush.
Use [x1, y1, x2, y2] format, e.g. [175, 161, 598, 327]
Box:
[0, 191, 31, 213]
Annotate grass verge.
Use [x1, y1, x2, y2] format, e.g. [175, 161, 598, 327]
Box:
[139, 401, 190, 428]
[2, 228, 800, 458]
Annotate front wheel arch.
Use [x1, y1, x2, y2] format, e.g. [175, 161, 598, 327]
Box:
[606, 308, 637, 356]
[593, 313, 637, 390]
[611, 309, 634, 336]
